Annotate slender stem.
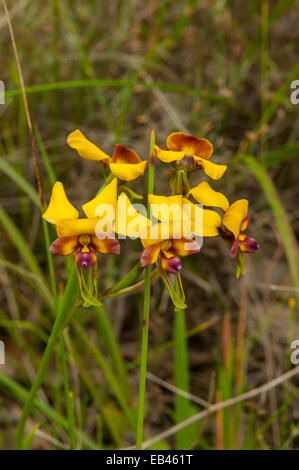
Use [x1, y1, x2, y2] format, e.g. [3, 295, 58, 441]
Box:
[174, 298, 191, 449]
[136, 266, 151, 449]
[173, 172, 192, 449]
[136, 129, 155, 449]
[15, 266, 77, 448]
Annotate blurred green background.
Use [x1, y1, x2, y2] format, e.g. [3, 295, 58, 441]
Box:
[0, 0, 299, 450]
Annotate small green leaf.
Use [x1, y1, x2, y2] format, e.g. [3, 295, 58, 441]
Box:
[21, 423, 40, 450]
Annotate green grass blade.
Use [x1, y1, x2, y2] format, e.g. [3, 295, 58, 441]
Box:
[239, 155, 299, 307]
[0, 157, 39, 206]
[0, 204, 51, 300]
[15, 265, 78, 448]
[59, 336, 77, 449]
[0, 371, 97, 449]
[73, 320, 135, 429]
[95, 305, 131, 402]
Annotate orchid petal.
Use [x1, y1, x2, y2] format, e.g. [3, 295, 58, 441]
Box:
[223, 199, 248, 239]
[82, 177, 117, 218]
[194, 156, 227, 180]
[91, 235, 120, 255]
[154, 145, 185, 163]
[167, 132, 213, 159]
[49, 236, 79, 256]
[42, 182, 79, 225]
[67, 129, 111, 163]
[110, 161, 147, 181]
[188, 181, 229, 211]
[57, 217, 100, 238]
[141, 242, 162, 267]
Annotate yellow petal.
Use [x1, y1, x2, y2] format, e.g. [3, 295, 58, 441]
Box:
[155, 145, 185, 163]
[109, 161, 147, 182]
[188, 181, 229, 211]
[67, 129, 111, 163]
[223, 199, 248, 239]
[183, 199, 221, 237]
[167, 132, 213, 159]
[82, 177, 117, 218]
[57, 217, 100, 238]
[194, 156, 227, 180]
[115, 192, 151, 238]
[148, 194, 183, 222]
[42, 182, 79, 225]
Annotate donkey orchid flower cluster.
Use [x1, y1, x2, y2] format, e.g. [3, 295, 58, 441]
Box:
[43, 129, 258, 306]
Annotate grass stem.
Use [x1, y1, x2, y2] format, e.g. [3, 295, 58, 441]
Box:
[136, 129, 155, 449]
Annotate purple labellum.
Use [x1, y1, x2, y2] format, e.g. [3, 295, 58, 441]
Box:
[240, 236, 259, 253]
[161, 254, 183, 274]
[75, 251, 97, 269]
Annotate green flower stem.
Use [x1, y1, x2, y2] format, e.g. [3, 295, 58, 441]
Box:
[174, 281, 192, 449]
[15, 265, 77, 448]
[173, 172, 192, 449]
[136, 129, 155, 450]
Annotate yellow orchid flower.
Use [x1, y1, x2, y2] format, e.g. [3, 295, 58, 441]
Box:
[154, 132, 227, 180]
[222, 200, 259, 257]
[188, 181, 259, 258]
[43, 178, 120, 269]
[67, 129, 147, 182]
[140, 194, 222, 273]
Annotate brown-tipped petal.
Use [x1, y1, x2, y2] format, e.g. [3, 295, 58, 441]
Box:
[167, 132, 213, 159]
[91, 235, 120, 255]
[171, 238, 201, 257]
[49, 236, 79, 256]
[141, 242, 162, 267]
[75, 251, 97, 269]
[160, 253, 182, 274]
[239, 235, 259, 254]
[112, 144, 141, 164]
